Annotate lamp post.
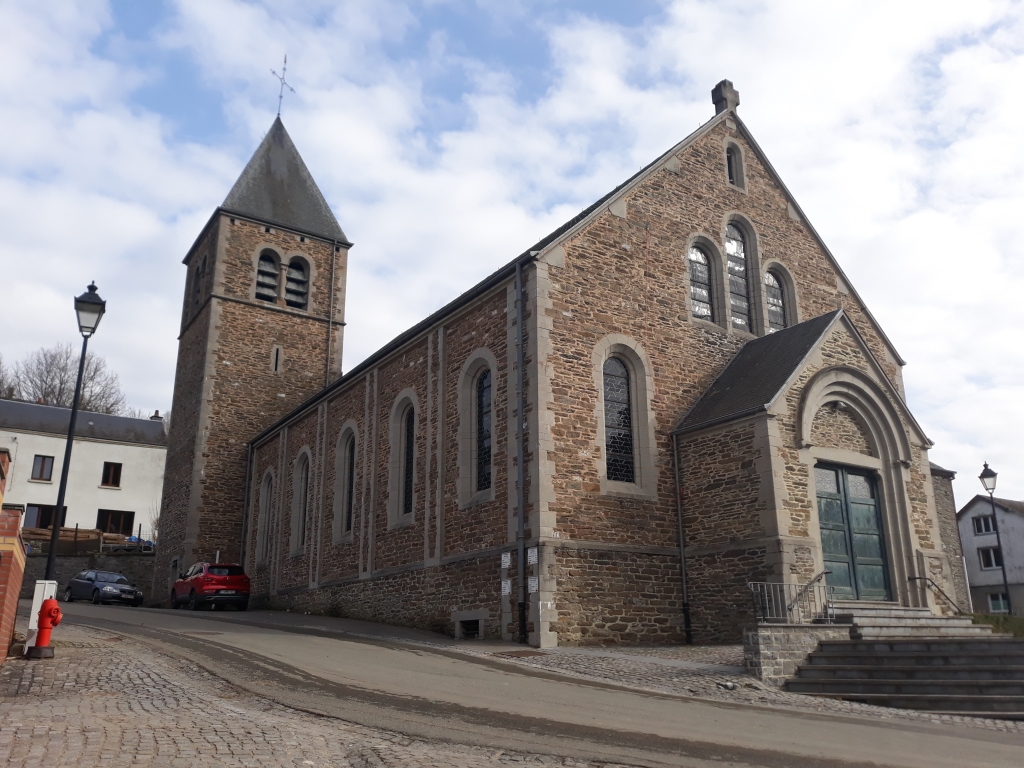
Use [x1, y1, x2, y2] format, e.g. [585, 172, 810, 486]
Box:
[979, 462, 1013, 616]
[43, 283, 106, 581]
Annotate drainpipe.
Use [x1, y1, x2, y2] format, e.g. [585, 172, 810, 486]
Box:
[672, 432, 693, 644]
[515, 259, 528, 644]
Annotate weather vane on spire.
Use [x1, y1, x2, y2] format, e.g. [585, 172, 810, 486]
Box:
[271, 54, 295, 116]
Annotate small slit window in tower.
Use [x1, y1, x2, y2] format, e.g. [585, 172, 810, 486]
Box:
[256, 252, 279, 302]
[603, 357, 635, 483]
[765, 270, 787, 332]
[726, 145, 743, 187]
[476, 369, 492, 492]
[688, 246, 714, 322]
[285, 258, 309, 310]
[725, 224, 751, 332]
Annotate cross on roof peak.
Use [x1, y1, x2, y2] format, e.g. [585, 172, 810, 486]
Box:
[271, 54, 296, 117]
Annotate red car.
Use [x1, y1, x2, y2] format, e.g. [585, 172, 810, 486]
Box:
[171, 562, 250, 611]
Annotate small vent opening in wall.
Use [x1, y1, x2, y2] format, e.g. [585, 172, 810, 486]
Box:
[459, 619, 480, 639]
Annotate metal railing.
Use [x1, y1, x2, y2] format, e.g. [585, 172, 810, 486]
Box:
[908, 576, 966, 615]
[749, 580, 837, 625]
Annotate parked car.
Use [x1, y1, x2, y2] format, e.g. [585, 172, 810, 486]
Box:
[171, 563, 250, 611]
[64, 570, 144, 606]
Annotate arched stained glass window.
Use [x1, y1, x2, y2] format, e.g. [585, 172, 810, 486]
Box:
[765, 270, 787, 332]
[688, 246, 714, 322]
[725, 224, 751, 333]
[343, 434, 356, 533]
[476, 369, 492, 492]
[295, 454, 310, 550]
[402, 407, 415, 516]
[285, 258, 309, 310]
[603, 357, 635, 484]
[256, 251, 279, 302]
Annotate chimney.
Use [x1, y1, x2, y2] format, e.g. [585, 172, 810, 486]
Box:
[150, 410, 163, 421]
[712, 79, 740, 114]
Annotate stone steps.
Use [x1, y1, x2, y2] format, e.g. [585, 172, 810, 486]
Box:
[797, 665, 1024, 681]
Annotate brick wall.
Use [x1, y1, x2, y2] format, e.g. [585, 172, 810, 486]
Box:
[0, 495, 26, 658]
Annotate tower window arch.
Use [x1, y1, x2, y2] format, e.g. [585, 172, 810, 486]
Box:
[726, 144, 745, 188]
[687, 246, 715, 323]
[292, 452, 310, 555]
[476, 369, 492, 492]
[285, 257, 309, 310]
[401, 406, 415, 516]
[603, 357, 635, 484]
[256, 250, 280, 302]
[724, 224, 751, 333]
[765, 270, 788, 332]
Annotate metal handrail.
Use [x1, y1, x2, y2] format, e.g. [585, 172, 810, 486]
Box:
[749, 580, 836, 625]
[787, 569, 832, 613]
[909, 576, 966, 615]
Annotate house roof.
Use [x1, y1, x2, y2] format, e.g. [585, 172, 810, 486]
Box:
[221, 117, 347, 244]
[958, 494, 1024, 519]
[0, 400, 167, 447]
[929, 461, 956, 478]
[675, 311, 842, 434]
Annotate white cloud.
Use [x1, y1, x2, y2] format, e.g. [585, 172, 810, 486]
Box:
[1, 0, 1022, 506]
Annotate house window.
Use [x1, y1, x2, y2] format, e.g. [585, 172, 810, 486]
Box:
[726, 145, 744, 187]
[24, 504, 66, 530]
[603, 357, 635, 483]
[31, 455, 54, 481]
[101, 462, 122, 488]
[256, 473, 273, 564]
[256, 250, 279, 302]
[973, 515, 995, 535]
[724, 224, 751, 333]
[293, 454, 310, 554]
[476, 369, 492, 492]
[765, 270, 787, 332]
[343, 434, 356, 533]
[285, 258, 309, 310]
[96, 509, 135, 536]
[989, 593, 1010, 614]
[687, 247, 715, 322]
[979, 546, 1003, 570]
[401, 407, 415, 516]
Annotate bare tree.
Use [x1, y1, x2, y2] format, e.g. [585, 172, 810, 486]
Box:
[15, 343, 128, 415]
[0, 355, 16, 400]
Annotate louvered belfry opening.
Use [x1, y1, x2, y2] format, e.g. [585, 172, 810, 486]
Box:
[603, 357, 635, 483]
[256, 251, 279, 302]
[285, 258, 309, 309]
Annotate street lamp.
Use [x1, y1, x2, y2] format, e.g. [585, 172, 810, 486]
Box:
[979, 462, 1012, 616]
[43, 283, 106, 581]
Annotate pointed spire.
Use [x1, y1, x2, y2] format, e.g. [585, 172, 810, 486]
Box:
[222, 117, 347, 242]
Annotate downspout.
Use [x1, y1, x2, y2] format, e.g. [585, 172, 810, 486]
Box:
[672, 432, 692, 644]
[325, 240, 338, 386]
[515, 259, 528, 644]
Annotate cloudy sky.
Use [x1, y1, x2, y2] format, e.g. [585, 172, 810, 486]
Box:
[1, 0, 1022, 505]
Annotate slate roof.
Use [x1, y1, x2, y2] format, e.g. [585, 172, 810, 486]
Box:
[222, 117, 347, 243]
[929, 461, 956, 478]
[676, 310, 842, 434]
[959, 494, 1024, 519]
[0, 400, 167, 447]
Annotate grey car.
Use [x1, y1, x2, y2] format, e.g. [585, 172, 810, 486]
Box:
[63, 570, 143, 606]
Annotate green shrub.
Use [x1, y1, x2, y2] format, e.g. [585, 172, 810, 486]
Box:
[972, 613, 1024, 638]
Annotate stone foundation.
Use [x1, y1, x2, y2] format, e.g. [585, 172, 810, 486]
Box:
[743, 623, 850, 687]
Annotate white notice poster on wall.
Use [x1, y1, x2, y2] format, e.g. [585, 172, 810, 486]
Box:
[501, 552, 511, 568]
[501, 579, 512, 595]
[528, 576, 539, 593]
[527, 547, 538, 565]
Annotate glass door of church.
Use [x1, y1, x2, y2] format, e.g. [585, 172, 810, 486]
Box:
[815, 465, 891, 601]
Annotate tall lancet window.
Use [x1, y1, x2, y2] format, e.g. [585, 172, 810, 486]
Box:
[256, 251, 279, 302]
[603, 357, 635, 483]
[476, 369, 492, 492]
[688, 246, 715, 322]
[402, 406, 415, 516]
[293, 453, 310, 554]
[343, 434, 356, 533]
[285, 258, 309, 310]
[765, 270, 787, 332]
[725, 224, 751, 332]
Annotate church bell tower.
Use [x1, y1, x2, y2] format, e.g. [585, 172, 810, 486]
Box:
[155, 117, 350, 593]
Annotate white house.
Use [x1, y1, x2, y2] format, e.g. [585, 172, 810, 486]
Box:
[0, 400, 167, 537]
[958, 494, 1024, 616]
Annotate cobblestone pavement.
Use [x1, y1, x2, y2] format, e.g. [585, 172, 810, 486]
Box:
[0, 624, 637, 768]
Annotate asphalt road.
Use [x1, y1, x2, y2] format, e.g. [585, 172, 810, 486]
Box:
[45, 600, 1024, 768]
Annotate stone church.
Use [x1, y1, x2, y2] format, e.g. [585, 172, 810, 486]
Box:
[156, 81, 967, 645]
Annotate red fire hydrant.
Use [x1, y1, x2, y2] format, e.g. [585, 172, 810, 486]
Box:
[27, 598, 62, 659]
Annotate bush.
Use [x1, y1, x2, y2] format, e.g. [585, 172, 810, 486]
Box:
[972, 613, 1024, 638]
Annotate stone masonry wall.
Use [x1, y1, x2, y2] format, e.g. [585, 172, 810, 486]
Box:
[743, 624, 850, 687]
[810, 406, 874, 456]
[22, 553, 155, 601]
[931, 466, 969, 611]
